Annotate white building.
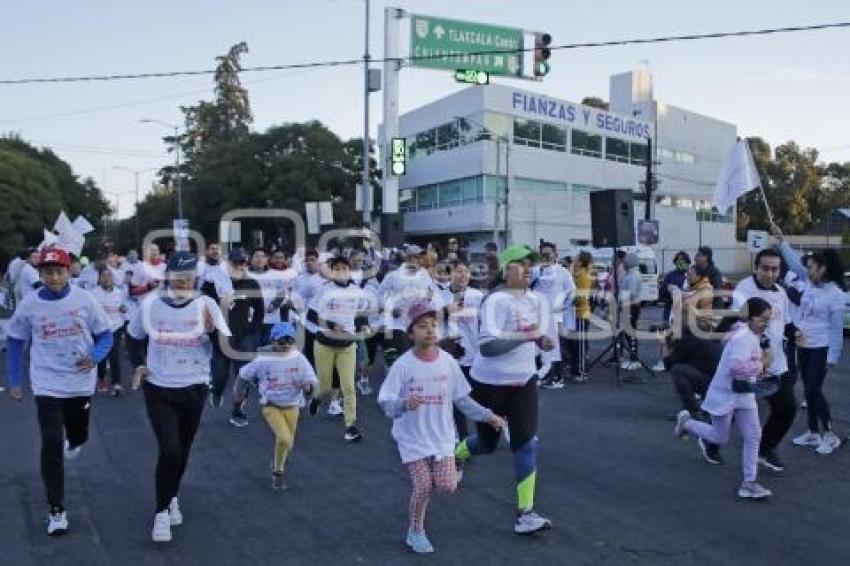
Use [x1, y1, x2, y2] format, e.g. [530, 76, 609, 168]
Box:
[385, 70, 739, 272]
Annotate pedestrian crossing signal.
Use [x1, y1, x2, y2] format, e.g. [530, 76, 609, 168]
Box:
[454, 69, 490, 85]
[534, 32, 552, 78]
[391, 138, 406, 176]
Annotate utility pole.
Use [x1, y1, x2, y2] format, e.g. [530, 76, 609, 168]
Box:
[644, 136, 653, 221]
[362, 0, 372, 228]
[503, 140, 511, 249]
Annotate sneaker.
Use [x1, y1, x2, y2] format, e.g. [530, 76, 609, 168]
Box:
[800, 399, 808, 409]
[271, 471, 287, 491]
[651, 360, 666, 372]
[405, 528, 435, 554]
[572, 373, 589, 384]
[619, 359, 631, 370]
[455, 461, 464, 484]
[542, 378, 565, 390]
[152, 510, 172, 542]
[111, 384, 123, 397]
[792, 431, 822, 447]
[63, 439, 82, 461]
[344, 426, 363, 442]
[327, 399, 343, 417]
[816, 431, 841, 455]
[673, 410, 691, 438]
[357, 378, 372, 396]
[758, 451, 786, 473]
[10, 386, 23, 400]
[308, 398, 320, 417]
[168, 497, 183, 526]
[628, 361, 642, 371]
[46, 510, 69, 536]
[209, 393, 223, 409]
[697, 438, 724, 465]
[229, 409, 249, 428]
[514, 510, 552, 535]
[738, 481, 772, 500]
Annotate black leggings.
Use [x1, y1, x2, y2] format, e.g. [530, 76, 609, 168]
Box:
[470, 377, 538, 452]
[563, 317, 590, 376]
[670, 363, 711, 415]
[143, 382, 207, 512]
[799, 347, 831, 432]
[35, 395, 91, 511]
[97, 329, 123, 385]
[452, 366, 474, 440]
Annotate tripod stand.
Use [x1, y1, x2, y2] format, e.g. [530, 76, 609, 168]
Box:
[586, 247, 657, 385]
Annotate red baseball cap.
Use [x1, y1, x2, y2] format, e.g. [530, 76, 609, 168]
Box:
[39, 247, 72, 268]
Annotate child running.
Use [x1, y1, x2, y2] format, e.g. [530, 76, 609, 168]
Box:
[235, 322, 317, 490]
[674, 296, 774, 500]
[5, 247, 113, 535]
[89, 265, 128, 395]
[378, 299, 505, 554]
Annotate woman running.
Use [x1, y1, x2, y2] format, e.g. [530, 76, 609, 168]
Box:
[454, 244, 554, 534]
[127, 251, 231, 542]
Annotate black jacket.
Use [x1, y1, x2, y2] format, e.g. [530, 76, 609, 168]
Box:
[665, 325, 722, 377]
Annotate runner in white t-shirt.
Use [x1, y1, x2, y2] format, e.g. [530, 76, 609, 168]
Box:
[89, 265, 129, 395]
[379, 299, 504, 554]
[532, 241, 575, 389]
[455, 245, 554, 536]
[6, 247, 113, 536]
[127, 251, 231, 544]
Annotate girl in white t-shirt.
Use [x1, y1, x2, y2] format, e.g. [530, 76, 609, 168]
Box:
[378, 299, 504, 555]
[90, 266, 128, 395]
[674, 296, 774, 500]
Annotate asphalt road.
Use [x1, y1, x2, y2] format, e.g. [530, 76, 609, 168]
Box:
[2, 314, 849, 566]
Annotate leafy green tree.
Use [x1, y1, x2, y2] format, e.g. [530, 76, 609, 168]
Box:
[0, 136, 110, 264]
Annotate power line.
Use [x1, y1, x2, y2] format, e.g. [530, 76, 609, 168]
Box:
[1, 21, 847, 85]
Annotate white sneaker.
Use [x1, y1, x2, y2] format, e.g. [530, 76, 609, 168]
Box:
[816, 431, 841, 455]
[792, 431, 822, 447]
[152, 511, 172, 542]
[168, 497, 183, 526]
[619, 360, 631, 370]
[327, 399, 343, 417]
[63, 439, 82, 461]
[651, 360, 666, 372]
[673, 410, 691, 438]
[514, 510, 552, 534]
[46, 511, 69, 536]
[738, 481, 772, 500]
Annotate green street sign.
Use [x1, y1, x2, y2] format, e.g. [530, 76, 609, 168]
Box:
[410, 14, 524, 77]
[454, 69, 490, 85]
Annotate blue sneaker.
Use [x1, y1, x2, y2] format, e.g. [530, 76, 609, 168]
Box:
[405, 528, 435, 554]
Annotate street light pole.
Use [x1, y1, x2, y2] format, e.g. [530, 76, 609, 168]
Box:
[114, 166, 156, 248]
[139, 118, 183, 219]
[362, 0, 372, 228]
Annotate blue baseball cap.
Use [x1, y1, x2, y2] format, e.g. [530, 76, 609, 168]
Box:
[166, 251, 198, 273]
[269, 322, 296, 342]
[228, 247, 248, 263]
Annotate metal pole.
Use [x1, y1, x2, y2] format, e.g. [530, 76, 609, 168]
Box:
[493, 137, 500, 245]
[361, 0, 371, 227]
[174, 126, 183, 219]
[644, 136, 653, 221]
[503, 138, 511, 249]
[134, 171, 141, 247]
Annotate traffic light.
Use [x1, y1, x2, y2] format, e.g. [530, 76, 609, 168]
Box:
[454, 69, 490, 85]
[390, 137, 406, 176]
[533, 32, 552, 78]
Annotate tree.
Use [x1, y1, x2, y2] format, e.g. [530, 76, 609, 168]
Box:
[0, 135, 110, 264]
[581, 96, 609, 110]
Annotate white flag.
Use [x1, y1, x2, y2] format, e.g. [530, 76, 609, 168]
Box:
[37, 229, 59, 250]
[713, 139, 761, 213]
[72, 215, 95, 235]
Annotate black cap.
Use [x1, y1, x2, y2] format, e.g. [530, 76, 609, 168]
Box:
[166, 251, 198, 273]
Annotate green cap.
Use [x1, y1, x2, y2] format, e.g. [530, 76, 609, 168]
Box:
[499, 244, 539, 270]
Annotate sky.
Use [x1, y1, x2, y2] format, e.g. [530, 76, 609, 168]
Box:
[2, 0, 849, 218]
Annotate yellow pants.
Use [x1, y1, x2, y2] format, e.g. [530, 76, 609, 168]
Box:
[261, 405, 299, 473]
[314, 341, 357, 427]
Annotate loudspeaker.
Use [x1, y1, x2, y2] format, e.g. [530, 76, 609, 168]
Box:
[380, 213, 404, 248]
[590, 189, 635, 248]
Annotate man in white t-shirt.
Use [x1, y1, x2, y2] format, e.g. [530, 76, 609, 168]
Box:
[6, 246, 113, 536]
[532, 241, 575, 389]
[14, 248, 42, 303]
[730, 248, 794, 473]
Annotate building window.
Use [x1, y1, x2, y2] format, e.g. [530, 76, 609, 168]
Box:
[541, 123, 567, 152]
[515, 177, 567, 192]
[605, 137, 630, 164]
[400, 189, 416, 212]
[438, 179, 463, 208]
[629, 142, 648, 166]
[513, 118, 541, 148]
[571, 129, 602, 158]
[418, 185, 438, 210]
[415, 129, 436, 156]
[660, 147, 696, 164]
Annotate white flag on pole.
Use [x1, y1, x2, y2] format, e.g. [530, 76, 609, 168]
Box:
[713, 139, 761, 213]
[71, 215, 95, 235]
